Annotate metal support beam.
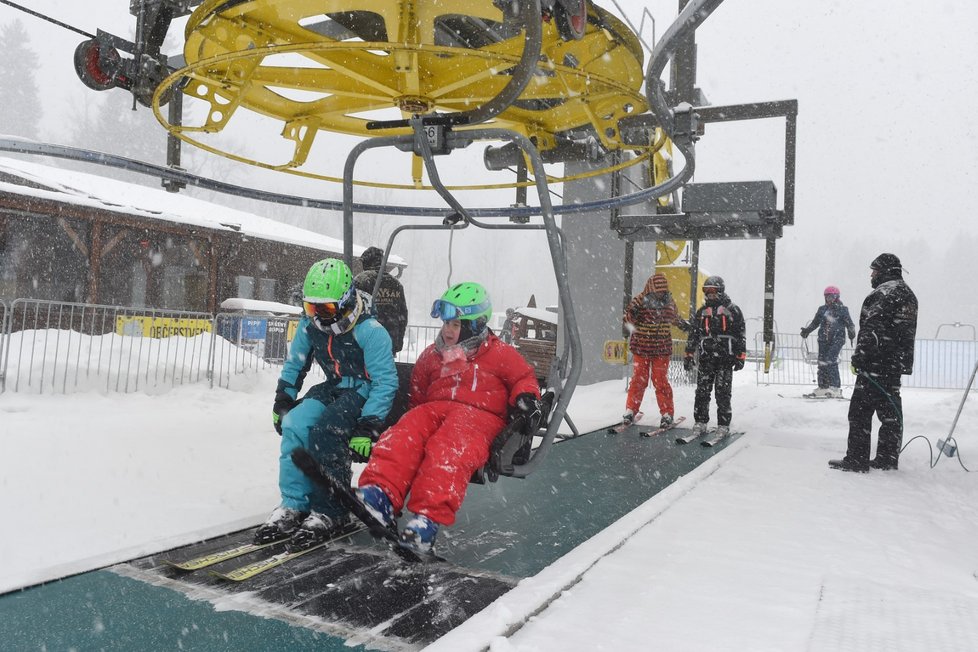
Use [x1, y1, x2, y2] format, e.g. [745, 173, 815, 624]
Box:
[763, 237, 776, 372]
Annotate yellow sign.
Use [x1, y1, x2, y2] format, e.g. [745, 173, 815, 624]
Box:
[602, 339, 629, 364]
[116, 316, 213, 338]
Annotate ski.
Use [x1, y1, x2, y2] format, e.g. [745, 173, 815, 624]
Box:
[639, 416, 686, 438]
[801, 393, 847, 401]
[210, 542, 329, 581]
[701, 430, 744, 448]
[607, 411, 643, 434]
[164, 539, 282, 571]
[676, 429, 706, 445]
[291, 448, 444, 564]
[208, 522, 364, 581]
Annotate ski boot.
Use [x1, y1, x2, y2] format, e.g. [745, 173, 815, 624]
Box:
[357, 484, 396, 529]
[828, 457, 869, 473]
[715, 425, 730, 438]
[691, 422, 709, 437]
[621, 410, 636, 426]
[659, 414, 674, 429]
[827, 387, 843, 398]
[288, 512, 350, 551]
[399, 513, 439, 556]
[253, 506, 308, 544]
[811, 387, 830, 398]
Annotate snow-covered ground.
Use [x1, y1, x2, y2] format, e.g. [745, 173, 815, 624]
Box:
[2, 370, 977, 651]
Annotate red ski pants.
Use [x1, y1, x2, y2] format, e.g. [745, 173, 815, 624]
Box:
[358, 401, 505, 526]
[626, 354, 674, 416]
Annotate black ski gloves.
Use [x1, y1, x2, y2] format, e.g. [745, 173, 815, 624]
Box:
[732, 352, 747, 371]
[683, 354, 695, 372]
[512, 392, 544, 434]
[272, 393, 297, 436]
[349, 416, 385, 463]
[800, 327, 811, 338]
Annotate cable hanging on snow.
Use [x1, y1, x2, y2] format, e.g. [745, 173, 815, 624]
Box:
[0, 0, 95, 38]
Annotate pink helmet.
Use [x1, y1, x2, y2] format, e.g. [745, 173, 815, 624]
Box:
[824, 285, 840, 296]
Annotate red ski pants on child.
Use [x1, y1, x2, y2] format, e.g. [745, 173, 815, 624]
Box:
[626, 354, 673, 416]
[358, 400, 505, 526]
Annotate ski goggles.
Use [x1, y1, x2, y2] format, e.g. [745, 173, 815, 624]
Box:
[430, 298, 491, 321]
[304, 286, 355, 320]
[304, 300, 342, 320]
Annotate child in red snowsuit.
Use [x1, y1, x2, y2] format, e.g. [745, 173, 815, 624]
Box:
[357, 281, 541, 554]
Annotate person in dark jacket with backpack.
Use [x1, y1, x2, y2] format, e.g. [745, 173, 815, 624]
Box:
[684, 276, 747, 439]
[800, 286, 856, 397]
[354, 246, 409, 354]
[829, 253, 918, 472]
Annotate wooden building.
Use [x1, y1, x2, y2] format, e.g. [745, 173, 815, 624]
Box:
[0, 156, 404, 313]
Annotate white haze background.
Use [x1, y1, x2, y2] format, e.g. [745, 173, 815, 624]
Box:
[1, 0, 977, 334]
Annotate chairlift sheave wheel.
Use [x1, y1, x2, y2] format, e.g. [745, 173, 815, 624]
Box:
[150, 0, 649, 189]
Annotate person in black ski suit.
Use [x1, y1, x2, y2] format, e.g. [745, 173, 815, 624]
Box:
[684, 276, 747, 437]
[354, 247, 409, 355]
[800, 285, 856, 397]
[829, 253, 917, 472]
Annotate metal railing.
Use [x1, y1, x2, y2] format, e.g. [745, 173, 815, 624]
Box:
[0, 300, 450, 395]
[397, 324, 441, 364]
[753, 332, 978, 390]
[4, 308, 976, 394]
[1, 299, 214, 394]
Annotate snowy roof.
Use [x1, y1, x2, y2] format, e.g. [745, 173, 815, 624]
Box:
[219, 298, 303, 315]
[515, 306, 558, 324]
[0, 154, 405, 266]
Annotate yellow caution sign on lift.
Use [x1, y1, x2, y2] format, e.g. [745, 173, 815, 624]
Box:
[602, 339, 629, 364]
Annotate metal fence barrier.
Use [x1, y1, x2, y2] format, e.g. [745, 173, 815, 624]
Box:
[1, 299, 213, 394]
[753, 332, 978, 390]
[398, 324, 441, 364]
[210, 312, 309, 389]
[3, 306, 976, 395]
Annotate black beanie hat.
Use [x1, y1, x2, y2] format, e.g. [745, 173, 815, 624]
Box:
[870, 253, 901, 272]
[360, 247, 384, 271]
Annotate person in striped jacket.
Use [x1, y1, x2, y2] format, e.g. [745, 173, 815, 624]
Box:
[623, 273, 688, 429]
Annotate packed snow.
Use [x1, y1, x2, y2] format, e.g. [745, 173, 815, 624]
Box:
[2, 367, 976, 650]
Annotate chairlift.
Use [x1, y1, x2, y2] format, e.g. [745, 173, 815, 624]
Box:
[347, 115, 582, 482]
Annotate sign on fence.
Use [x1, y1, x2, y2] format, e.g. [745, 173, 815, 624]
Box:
[116, 316, 213, 338]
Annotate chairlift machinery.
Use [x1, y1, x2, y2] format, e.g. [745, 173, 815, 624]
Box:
[0, 0, 797, 478]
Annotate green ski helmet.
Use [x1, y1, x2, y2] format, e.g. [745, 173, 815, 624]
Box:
[302, 259, 356, 327]
[431, 282, 492, 336]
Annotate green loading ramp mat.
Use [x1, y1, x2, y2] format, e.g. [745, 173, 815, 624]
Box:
[0, 425, 737, 650]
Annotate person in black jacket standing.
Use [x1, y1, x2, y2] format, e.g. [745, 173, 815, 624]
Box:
[684, 276, 747, 438]
[354, 247, 409, 355]
[829, 253, 918, 472]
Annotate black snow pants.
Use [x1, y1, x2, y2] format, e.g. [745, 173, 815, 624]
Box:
[846, 373, 903, 466]
[694, 363, 733, 427]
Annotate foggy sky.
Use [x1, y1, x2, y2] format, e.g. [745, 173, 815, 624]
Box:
[2, 0, 977, 338]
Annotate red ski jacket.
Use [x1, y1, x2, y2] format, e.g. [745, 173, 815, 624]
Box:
[409, 332, 540, 417]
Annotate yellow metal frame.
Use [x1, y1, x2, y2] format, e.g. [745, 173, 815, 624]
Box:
[151, 0, 651, 189]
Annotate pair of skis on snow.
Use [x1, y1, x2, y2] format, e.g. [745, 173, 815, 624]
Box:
[675, 427, 741, 447]
[164, 448, 442, 580]
[163, 520, 364, 581]
[607, 412, 687, 437]
[607, 415, 737, 446]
